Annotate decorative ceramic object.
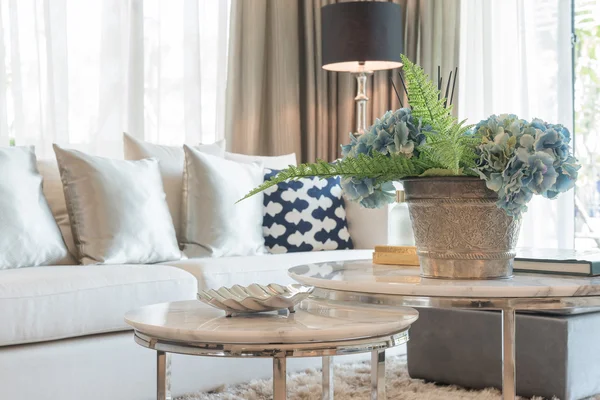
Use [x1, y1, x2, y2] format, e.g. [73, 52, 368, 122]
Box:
[402, 177, 521, 279]
[198, 283, 314, 317]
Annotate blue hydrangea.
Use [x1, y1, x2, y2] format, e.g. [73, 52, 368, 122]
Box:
[340, 108, 429, 208]
[472, 114, 580, 217]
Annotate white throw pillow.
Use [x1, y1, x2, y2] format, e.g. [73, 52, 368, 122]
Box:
[225, 151, 297, 169]
[123, 133, 225, 242]
[54, 144, 182, 265]
[0, 146, 71, 268]
[181, 145, 266, 257]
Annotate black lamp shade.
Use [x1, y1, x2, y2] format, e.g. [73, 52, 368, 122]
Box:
[321, 1, 403, 72]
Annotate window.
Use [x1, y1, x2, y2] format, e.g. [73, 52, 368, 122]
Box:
[0, 0, 230, 157]
[574, 0, 600, 249]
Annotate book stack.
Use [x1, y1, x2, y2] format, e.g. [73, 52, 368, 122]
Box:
[515, 248, 600, 276]
[372, 245, 420, 266]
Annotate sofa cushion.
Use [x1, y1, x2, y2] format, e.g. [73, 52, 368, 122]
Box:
[0, 264, 197, 346]
[53, 145, 182, 265]
[182, 146, 266, 257]
[263, 169, 353, 253]
[0, 147, 72, 268]
[37, 159, 78, 262]
[165, 249, 372, 290]
[123, 133, 226, 242]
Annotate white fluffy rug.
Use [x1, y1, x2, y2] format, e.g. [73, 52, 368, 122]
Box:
[176, 355, 589, 400]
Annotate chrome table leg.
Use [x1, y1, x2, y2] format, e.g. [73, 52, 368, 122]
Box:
[157, 351, 172, 400]
[322, 356, 334, 400]
[273, 357, 287, 400]
[502, 308, 516, 400]
[371, 349, 386, 400]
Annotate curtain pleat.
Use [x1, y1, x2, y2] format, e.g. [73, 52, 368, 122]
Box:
[226, 0, 461, 163]
[183, 0, 203, 145]
[127, 0, 145, 143]
[226, 0, 302, 157]
[43, 0, 69, 149]
[97, 0, 128, 152]
[0, 3, 9, 146]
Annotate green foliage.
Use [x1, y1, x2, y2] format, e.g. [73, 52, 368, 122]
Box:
[400, 54, 477, 174]
[238, 152, 429, 203]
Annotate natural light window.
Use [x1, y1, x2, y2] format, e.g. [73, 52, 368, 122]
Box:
[0, 0, 229, 157]
[575, 0, 600, 249]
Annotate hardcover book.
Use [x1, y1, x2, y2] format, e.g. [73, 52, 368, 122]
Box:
[514, 248, 600, 276]
[372, 245, 420, 266]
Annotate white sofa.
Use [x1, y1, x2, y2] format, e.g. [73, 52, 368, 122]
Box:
[0, 162, 393, 400]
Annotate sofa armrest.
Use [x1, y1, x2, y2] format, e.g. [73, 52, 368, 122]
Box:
[344, 196, 388, 250]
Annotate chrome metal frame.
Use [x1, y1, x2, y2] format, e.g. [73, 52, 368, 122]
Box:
[156, 351, 171, 400]
[322, 356, 334, 400]
[133, 329, 409, 400]
[311, 287, 600, 400]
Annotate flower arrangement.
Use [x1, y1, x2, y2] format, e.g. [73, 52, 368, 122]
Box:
[240, 55, 580, 218]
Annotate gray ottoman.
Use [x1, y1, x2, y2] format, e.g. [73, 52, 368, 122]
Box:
[407, 308, 600, 400]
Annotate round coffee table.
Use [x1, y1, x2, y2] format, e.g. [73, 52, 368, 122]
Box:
[288, 259, 600, 400]
[124, 298, 418, 400]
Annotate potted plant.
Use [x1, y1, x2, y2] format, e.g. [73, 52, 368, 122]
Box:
[240, 55, 580, 279]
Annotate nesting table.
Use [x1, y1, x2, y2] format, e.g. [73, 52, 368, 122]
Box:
[288, 259, 600, 400]
[125, 299, 418, 399]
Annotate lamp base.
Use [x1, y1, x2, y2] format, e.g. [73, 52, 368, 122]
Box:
[353, 71, 373, 135]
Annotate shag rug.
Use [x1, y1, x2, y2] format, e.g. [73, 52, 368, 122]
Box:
[175, 355, 596, 400]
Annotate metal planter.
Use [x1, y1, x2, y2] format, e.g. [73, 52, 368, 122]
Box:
[402, 177, 521, 279]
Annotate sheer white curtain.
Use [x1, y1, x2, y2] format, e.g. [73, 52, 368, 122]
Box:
[0, 0, 230, 158]
[459, 0, 575, 249]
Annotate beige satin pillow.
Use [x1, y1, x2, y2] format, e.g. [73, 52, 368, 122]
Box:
[181, 145, 266, 257]
[37, 159, 78, 262]
[0, 146, 71, 268]
[123, 133, 225, 242]
[53, 145, 182, 265]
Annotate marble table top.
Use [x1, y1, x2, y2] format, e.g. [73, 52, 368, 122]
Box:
[124, 299, 418, 344]
[288, 260, 600, 299]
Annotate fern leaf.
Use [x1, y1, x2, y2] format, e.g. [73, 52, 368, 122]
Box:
[401, 54, 479, 174]
[237, 153, 430, 203]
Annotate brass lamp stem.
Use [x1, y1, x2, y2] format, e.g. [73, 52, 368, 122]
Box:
[353, 70, 373, 135]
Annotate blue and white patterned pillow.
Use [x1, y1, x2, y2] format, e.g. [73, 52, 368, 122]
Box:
[262, 169, 353, 253]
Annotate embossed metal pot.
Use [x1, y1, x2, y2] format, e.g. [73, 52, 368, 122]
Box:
[401, 177, 521, 279]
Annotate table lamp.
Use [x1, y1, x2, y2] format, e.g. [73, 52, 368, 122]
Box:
[321, 1, 403, 135]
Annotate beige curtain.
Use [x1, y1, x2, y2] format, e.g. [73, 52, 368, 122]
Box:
[226, 0, 461, 163]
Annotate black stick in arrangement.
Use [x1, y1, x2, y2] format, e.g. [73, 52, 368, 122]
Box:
[449, 67, 458, 106]
[437, 66, 442, 100]
[390, 77, 404, 108]
[444, 70, 452, 107]
[398, 71, 410, 104]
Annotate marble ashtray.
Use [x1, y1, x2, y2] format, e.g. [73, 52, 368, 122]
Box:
[197, 283, 314, 317]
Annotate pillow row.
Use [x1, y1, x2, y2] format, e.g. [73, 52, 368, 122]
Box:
[57, 135, 297, 264]
[0, 135, 352, 269]
[124, 136, 353, 257]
